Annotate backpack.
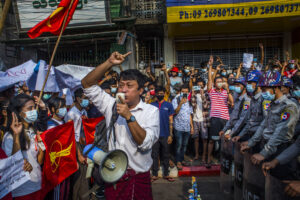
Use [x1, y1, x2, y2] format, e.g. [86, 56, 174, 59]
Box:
[83, 102, 118, 154]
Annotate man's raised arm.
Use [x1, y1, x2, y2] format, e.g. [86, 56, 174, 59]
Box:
[81, 52, 131, 88]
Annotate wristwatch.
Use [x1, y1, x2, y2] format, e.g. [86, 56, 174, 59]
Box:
[126, 115, 136, 123]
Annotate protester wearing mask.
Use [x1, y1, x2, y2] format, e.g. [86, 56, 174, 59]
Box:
[251, 43, 264, 71]
[241, 72, 299, 180]
[172, 84, 194, 170]
[191, 79, 210, 164]
[2, 94, 47, 199]
[283, 59, 299, 78]
[199, 62, 209, 83]
[43, 92, 52, 102]
[170, 67, 183, 98]
[47, 97, 69, 200]
[182, 65, 192, 84]
[207, 55, 233, 168]
[151, 86, 175, 182]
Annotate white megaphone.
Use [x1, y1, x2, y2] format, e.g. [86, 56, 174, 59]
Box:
[83, 144, 128, 183]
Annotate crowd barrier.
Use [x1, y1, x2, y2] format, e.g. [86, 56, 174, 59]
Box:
[234, 142, 243, 200]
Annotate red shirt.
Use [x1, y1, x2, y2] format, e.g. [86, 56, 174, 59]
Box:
[208, 88, 230, 120]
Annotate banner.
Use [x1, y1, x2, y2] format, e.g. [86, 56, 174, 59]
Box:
[167, 0, 300, 23]
[0, 151, 31, 199]
[16, 0, 107, 29]
[82, 116, 105, 145]
[0, 60, 37, 92]
[243, 53, 254, 69]
[40, 121, 78, 196]
[56, 64, 94, 81]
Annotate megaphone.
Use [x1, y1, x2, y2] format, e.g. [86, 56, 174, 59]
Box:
[83, 144, 128, 183]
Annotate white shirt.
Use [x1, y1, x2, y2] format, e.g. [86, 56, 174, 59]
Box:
[65, 105, 87, 142]
[84, 85, 160, 173]
[193, 94, 204, 122]
[2, 129, 41, 197]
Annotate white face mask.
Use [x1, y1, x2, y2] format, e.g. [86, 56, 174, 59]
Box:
[23, 110, 38, 123]
[217, 82, 223, 88]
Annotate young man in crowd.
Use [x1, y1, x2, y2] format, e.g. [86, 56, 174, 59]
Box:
[151, 86, 175, 182]
[207, 55, 233, 168]
[170, 66, 183, 99]
[81, 51, 159, 200]
[172, 84, 194, 170]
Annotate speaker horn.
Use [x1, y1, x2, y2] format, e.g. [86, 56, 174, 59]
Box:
[83, 144, 128, 183]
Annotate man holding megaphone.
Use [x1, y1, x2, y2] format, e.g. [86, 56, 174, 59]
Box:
[81, 52, 160, 200]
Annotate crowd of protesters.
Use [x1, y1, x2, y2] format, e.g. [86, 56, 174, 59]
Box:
[0, 44, 300, 199]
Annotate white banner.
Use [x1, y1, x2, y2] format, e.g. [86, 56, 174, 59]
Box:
[16, 0, 107, 29]
[0, 151, 30, 199]
[56, 64, 94, 80]
[0, 60, 37, 92]
[243, 53, 254, 69]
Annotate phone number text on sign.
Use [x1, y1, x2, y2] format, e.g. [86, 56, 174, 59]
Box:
[167, 1, 300, 23]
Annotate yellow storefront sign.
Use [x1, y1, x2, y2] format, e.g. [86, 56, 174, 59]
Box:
[167, 0, 300, 23]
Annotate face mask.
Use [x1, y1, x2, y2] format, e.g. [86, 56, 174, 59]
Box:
[57, 107, 67, 118]
[253, 63, 258, 68]
[202, 68, 207, 72]
[246, 84, 255, 93]
[111, 87, 117, 93]
[156, 95, 164, 101]
[43, 94, 52, 100]
[273, 68, 279, 72]
[233, 73, 237, 76]
[229, 85, 235, 91]
[262, 91, 275, 101]
[184, 69, 190, 73]
[80, 99, 89, 108]
[144, 87, 149, 92]
[217, 83, 223, 88]
[290, 64, 295, 69]
[178, 73, 182, 77]
[23, 110, 38, 123]
[150, 89, 155, 96]
[221, 72, 227, 76]
[293, 90, 300, 98]
[235, 86, 242, 94]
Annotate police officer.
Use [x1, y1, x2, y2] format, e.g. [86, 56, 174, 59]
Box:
[219, 77, 248, 136]
[281, 76, 293, 99]
[231, 70, 266, 142]
[241, 72, 299, 179]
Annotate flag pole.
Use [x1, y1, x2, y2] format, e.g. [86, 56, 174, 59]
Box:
[36, 0, 75, 109]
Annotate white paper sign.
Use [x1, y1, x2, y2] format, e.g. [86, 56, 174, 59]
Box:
[0, 151, 30, 199]
[16, 0, 107, 29]
[243, 53, 254, 69]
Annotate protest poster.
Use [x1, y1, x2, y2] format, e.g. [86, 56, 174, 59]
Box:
[243, 53, 254, 69]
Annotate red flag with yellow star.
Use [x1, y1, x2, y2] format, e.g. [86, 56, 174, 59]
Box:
[40, 121, 78, 197]
[27, 0, 79, 39]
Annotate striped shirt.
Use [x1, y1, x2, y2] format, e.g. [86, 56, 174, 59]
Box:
[208, 88, 230, 120]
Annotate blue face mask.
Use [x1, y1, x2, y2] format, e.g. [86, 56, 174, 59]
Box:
[43, 94, 52, 100]
[233, 73, 237, 76]
[80, 99, 89, 108]
[235, 86, 242, 94]
[111, 87, 117, 93]
[290, 64, 295, 69]
[57, 107, 67, 118]
[262, 91, 275, 101]
[23, 110, 38, 124]
[253, 63, 258, 68]
[184, 69, 190, 73]
[178, 73, 182, 77]
[229, 85, 235, 91]
[293, 90, 300, 98]
[202, 68, 207, 72]
[221, 72, 227, 76]
[144, 87, 149, 92]
[246, 84, 255, 93]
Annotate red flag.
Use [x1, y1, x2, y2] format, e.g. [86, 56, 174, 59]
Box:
[40, 121, 78, 197]
[27, 0, 79, 39]
[82, 116, 105, 145]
